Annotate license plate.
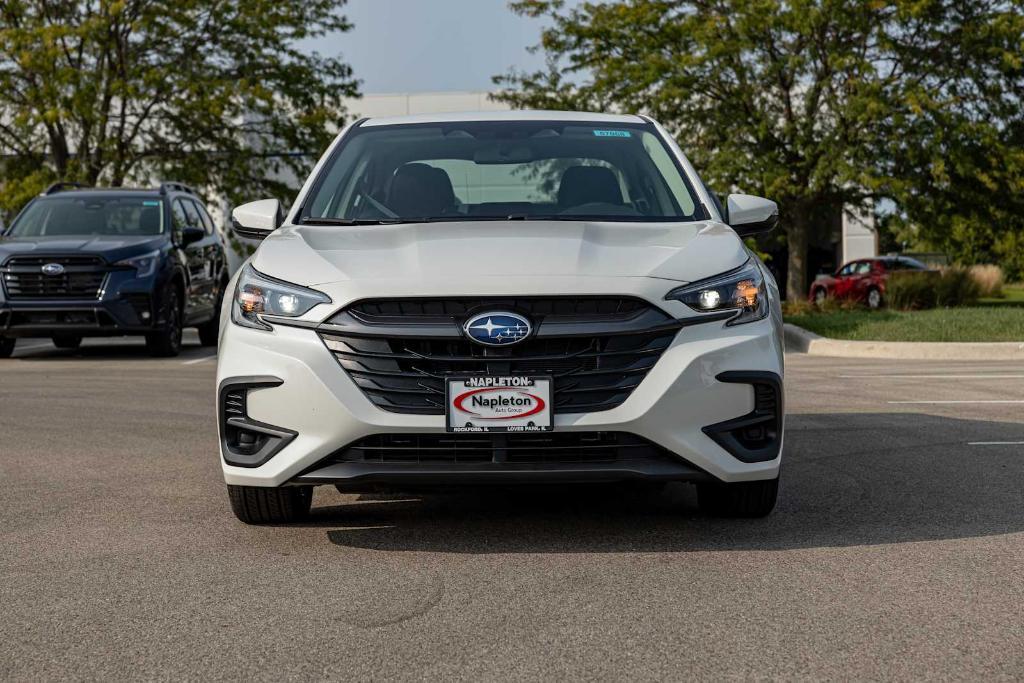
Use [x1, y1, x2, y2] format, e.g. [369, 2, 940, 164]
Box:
[446, 377, 552, 433]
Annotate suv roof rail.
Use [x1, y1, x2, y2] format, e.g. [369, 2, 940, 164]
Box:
[159, 181, 197, 196]
[43, 182, 89, 195]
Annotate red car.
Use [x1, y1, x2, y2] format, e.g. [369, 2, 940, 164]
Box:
[809, 256, 930, 308]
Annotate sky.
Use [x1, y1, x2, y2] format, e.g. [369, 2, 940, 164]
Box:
[306, 0, 581, 94]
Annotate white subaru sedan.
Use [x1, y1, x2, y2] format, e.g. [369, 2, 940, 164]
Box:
[218, 111, 784, 524]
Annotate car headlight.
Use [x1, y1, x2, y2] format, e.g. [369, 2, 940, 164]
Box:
[231, 263, 331, 331]
[666, 259, 768, 326]
[115, 250, 160, 278]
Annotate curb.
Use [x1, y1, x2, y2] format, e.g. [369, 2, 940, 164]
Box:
[783, 323, 1024, 360]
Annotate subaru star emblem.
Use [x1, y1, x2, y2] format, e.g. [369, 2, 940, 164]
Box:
[41, 262, 65, 276]
[463, 311, 532, 346]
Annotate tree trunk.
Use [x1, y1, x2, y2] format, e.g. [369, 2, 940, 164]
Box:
[786, 211, 809, 302]
[47, 127, 70, 179]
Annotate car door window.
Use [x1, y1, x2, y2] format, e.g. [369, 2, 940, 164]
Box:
[191, 200, 216, 235]
[853, 261, 871, 275]
[837, 263, 855, 276]
[180, 199, 201, 230]
[171, 199, 189, 237]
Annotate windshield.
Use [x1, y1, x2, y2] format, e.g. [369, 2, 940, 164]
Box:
[8, 196, 165, 237]
[301, 121, 707, 223]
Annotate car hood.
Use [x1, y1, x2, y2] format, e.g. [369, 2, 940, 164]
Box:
[252, 220, 748, 287]
[0, 234, 165, 263]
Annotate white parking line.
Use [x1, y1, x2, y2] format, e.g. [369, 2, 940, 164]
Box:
[968, 441, 1024, 446]
[182, 354, 216, 365]
[888, 400, 1024, 404]
[842, 374, 1024, 379]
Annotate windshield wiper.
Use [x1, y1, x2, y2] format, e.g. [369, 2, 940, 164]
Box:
[299, 217, 413, 226]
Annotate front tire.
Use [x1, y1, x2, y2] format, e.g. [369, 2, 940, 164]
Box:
[146, 286, 183, 357]
[813, 287, 827, 305]
[0, 337, 14, 358]
[697, 477, 778, 518]
[866, 287, 882, 309]
[227, 485, 313, 524]
[52, 335, 82, 350]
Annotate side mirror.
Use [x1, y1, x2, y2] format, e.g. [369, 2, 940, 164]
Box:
[724, 194, 778, 237]
[232, 198, 283, 240]
[181, 226, 205, 247]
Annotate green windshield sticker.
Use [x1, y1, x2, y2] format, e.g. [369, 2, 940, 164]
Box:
[593, 129, 631, 138]
[143, 200, 160, 206]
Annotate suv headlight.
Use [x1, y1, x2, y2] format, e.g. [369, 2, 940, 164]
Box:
[115, 249, 160, 278]
[231, 264, 332, 331]
[666, 259, 768, 326]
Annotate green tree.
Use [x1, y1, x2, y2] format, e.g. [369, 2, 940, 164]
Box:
[0, 0, 359, 213]
[877, 2, 1024, 280]
[495, 0, 1024, 297]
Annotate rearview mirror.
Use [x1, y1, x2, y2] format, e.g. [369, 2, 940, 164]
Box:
[472, 144, 535, 165]
[725, 194, 778, 236]
[232, 199, 283, 240]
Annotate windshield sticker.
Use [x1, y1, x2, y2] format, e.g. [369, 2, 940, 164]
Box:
[143, 200, 160, 206]
[593, 129, 631, 138]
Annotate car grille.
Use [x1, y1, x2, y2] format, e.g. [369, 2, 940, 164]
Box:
[328, 431, 676, 464]
[348, 297, 650, 322]
[318, 296, 680, 415]
[1, 255, 108, 299]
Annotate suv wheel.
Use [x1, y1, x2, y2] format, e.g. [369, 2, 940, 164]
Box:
[227, 485, 313, 524]
[52, 335, 82, 350]
[813, 288, 827, 305]
[197, 281, 225, 347]
[696, 477, 778, 517]
[146, 286, 183, 357]
[0, 337, 14, 358]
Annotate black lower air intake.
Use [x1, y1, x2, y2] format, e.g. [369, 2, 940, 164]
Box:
[218, 377, 296, 467]
[702, 371, 783, 463]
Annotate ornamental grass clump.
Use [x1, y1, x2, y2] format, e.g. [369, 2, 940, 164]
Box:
[886, 269, 980, 310]
[968, 264, 1005, 298]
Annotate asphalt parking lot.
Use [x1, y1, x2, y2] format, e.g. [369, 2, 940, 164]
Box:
[2, 336, 1023, 680]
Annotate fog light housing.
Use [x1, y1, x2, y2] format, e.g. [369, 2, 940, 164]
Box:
[219, 378, 297, 467]
[702, 371, 783, 463]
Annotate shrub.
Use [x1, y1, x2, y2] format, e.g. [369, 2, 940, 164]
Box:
[935, 267, 982, 307]
[886, 268, 981, 310]
[886, 271, 937, 310]
[817, 296, 863, 313]
[968, 264, 1004, 298]
[782, 299, 814, 317]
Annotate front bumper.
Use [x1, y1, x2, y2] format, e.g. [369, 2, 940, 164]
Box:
[217, 311, 785, 488]
[0, 271, 158, 337]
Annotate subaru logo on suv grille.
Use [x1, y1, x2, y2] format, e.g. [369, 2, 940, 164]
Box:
[463, 311, 532, 346]
[41, 263, 65, 276]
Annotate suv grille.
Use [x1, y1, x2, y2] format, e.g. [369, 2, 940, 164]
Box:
[2, 255, 108, 299]
[329, 432, 675, 465]
[319, 296, 680, 415]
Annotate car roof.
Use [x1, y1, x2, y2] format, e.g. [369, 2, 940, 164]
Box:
[360, 109, 648, 128]
[42, 188, 162, 196]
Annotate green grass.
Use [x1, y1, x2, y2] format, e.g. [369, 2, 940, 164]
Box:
[979, 284, 1024, 307]
[785, 306, 1024, 342]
